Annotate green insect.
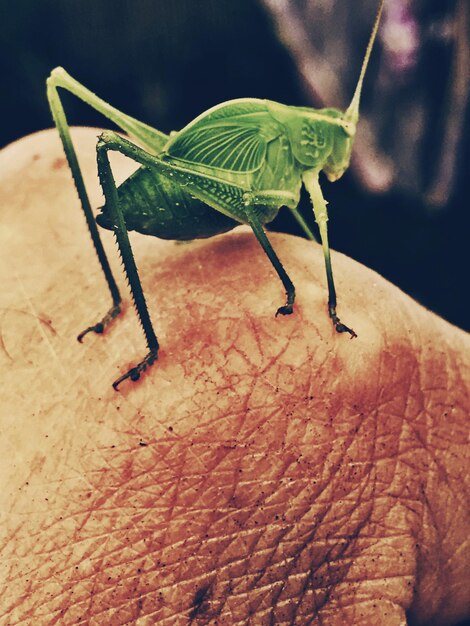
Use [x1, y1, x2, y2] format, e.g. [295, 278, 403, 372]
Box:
[47, 0, 384, 390]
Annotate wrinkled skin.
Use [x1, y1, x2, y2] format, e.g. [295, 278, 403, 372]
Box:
[0, 129, 469, 626]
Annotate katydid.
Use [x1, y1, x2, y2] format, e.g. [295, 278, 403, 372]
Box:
[47, 0, 384, 390]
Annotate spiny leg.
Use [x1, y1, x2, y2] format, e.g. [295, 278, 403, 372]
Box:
[302, 170, 357, 338]
[95, 135, 160, 390]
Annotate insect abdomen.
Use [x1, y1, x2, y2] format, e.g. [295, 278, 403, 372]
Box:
[96, 166, 238, 240]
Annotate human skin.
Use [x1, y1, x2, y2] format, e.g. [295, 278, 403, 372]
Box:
[0, 128, 468, 626]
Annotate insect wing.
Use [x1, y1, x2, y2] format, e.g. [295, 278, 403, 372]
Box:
[164, 99, 282, 174]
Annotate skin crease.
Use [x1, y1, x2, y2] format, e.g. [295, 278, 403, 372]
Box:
[0, 128, 469, 626]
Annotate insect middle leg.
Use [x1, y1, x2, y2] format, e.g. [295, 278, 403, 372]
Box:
[243, 205, 295, 316]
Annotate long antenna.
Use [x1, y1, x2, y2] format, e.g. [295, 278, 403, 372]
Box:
[345, 0, 385, 124]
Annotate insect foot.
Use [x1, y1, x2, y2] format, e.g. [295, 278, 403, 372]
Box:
[112, 349, 158, 391]
[328, 305, 357, 339]
[335, 322, 358, 339]
[275, 304, 294, 316]
[77, 303, 122, 343]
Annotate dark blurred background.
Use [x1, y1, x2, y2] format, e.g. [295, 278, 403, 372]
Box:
[1, 0, 469, 334]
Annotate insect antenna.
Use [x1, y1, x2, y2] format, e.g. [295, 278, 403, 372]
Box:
[345, 0, 385, 125]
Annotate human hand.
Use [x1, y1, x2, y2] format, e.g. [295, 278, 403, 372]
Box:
[1, 129, 468, 625]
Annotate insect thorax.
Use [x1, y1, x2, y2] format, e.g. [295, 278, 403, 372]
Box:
[266, 102, 354, 180]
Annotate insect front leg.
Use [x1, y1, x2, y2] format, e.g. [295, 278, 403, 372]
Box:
[289, 206, 318, 243]
[302, 170, 357, 338]
[95, 134, 160, 390]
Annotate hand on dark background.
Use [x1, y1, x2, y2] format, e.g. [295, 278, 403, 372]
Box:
[0, 129, 468, 625]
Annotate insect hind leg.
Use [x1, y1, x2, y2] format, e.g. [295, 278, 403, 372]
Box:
[46, 67, 172, 345]
[95, 133, 160, 390]
[47, 71, 123, 342]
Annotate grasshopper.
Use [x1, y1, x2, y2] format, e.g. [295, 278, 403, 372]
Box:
[47, 0, 384, 390]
